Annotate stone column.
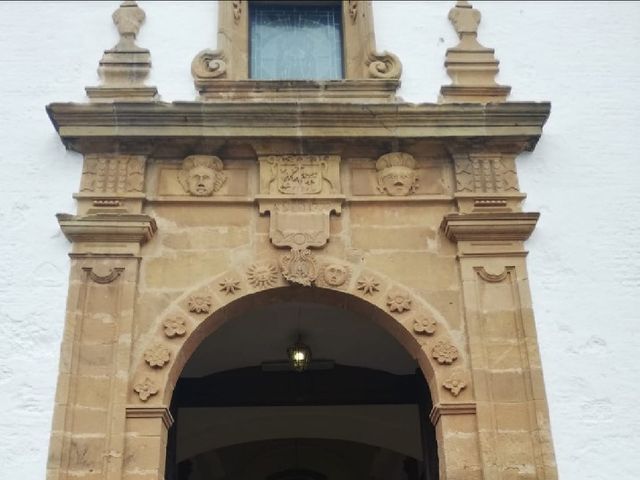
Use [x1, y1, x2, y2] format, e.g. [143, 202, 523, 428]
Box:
[442, 213, 557, 480]
[47, 154, 156, 480]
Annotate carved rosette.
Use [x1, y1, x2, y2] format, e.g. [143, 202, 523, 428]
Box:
[281, 248, 319, 286]
[413, 317, 437, 336]
[356, 275, 381, 296]
[219, 278, 241, 295]
[443, 371, 467, 397]
[247, 262, 280, 290]
[366, 51, 402, 79]
[188, 296, 212, 314]
[163, 317, 187, 338]
[192, 49, 228, 80]
[432, 341, 459, 365]
[386, 290, 412, 313]
[144, 344, 171, 368]
[134, 377, 159, 402]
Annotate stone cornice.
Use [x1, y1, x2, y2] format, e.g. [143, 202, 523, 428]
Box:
[57, 212, 157, 244]
[441, 212, 540, 242]
[46, 101, 550, 153]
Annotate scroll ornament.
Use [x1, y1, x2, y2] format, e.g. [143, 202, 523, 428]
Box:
[367, 51, 402, 79]
[192, 49, 228, 79]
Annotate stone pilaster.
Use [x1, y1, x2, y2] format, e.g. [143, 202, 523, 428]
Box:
[442, 212, 558, 479]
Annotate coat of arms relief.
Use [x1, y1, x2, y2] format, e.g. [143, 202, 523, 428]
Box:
[257, 155, 343, 286]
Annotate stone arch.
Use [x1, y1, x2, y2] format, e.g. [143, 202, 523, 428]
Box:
[128, 253, 472, 408]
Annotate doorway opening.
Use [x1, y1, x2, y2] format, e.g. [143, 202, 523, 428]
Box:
[165, 299, 439, 480]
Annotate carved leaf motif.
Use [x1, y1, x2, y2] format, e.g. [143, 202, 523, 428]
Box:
[367, 51, 402, 79]
[232, 0, 242, 23]
[134, 377, 158, 402]
[356, 275, 380, 296]
[188, 296, 212, 314]
[432, 341, 459, 365]
[192, 49, 227, 79]
[348, 0, 358, 23]
[144, 344, 171, 368]
[163, 317, 187, 338]
[386, 290, 412, 313]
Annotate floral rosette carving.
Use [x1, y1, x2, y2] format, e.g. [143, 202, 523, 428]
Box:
[356, 275, 381, 296]
[134, 377, 158, 401]
[443, 371, 467, 397]
[188, 295, 212, 314]
[219, 277, 241, 295]
[432, 341, 459, 365]
[413, 317, 437, 336]
[247, 262, 279, 290]
[144, 344, 171, 368]
[163, 317, 187, 338]
[386, 290, 412, 313]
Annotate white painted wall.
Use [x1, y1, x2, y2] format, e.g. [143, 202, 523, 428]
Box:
[0, 1, 638, 478]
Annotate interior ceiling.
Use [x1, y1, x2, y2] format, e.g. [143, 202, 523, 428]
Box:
[181, 301, 417, 377]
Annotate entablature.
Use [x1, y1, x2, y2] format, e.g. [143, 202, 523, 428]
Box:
[46, 101, 550, 154]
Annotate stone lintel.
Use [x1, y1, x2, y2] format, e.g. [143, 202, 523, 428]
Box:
[46, 101, 551, 153]
[429, 402, 477, 426]
[441, 212, 539, 242]
[57, 212, 157, 244]
[195, 79, 400, 103]
[126, 406, 174, 429]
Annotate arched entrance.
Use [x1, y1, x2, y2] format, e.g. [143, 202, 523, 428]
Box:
[165, 297, 439, 479]
[123, 260, 480, 480]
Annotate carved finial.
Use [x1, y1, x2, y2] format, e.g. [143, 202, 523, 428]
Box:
[439, 1, 510, 103]
[85, 1, 158, 102]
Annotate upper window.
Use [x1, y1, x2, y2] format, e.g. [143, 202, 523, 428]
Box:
[249, 2, 344, 80]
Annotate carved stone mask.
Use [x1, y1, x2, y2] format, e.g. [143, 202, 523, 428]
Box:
[324, 264, 348, 286]
[375, 152, 418, 196]
[178, 155, 226, 197]
[379, 166, 418, 196]
[187, 165, 215, 196]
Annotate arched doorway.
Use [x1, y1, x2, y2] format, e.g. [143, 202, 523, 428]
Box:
[164, 294, 439, 479]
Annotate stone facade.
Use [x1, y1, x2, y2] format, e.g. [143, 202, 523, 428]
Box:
[41, 1, 561, 479]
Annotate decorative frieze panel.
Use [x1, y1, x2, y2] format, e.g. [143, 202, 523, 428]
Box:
[80, 154, 146, 195]
[453, 153, 519, 193]
[259, 155, 341, 196]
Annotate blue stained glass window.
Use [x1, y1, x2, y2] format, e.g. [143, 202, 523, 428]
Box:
[250, 3, 344, 80]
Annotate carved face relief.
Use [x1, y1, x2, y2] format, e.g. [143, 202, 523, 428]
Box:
[322, 264, 349, 287]
[378, 166, 418, 196]
[187, 165, 216, 196]
[375, 152, 418, 196]
[178, 155, 226, 197]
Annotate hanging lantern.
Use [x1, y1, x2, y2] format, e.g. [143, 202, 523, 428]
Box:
[287, 336, 312, 372]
